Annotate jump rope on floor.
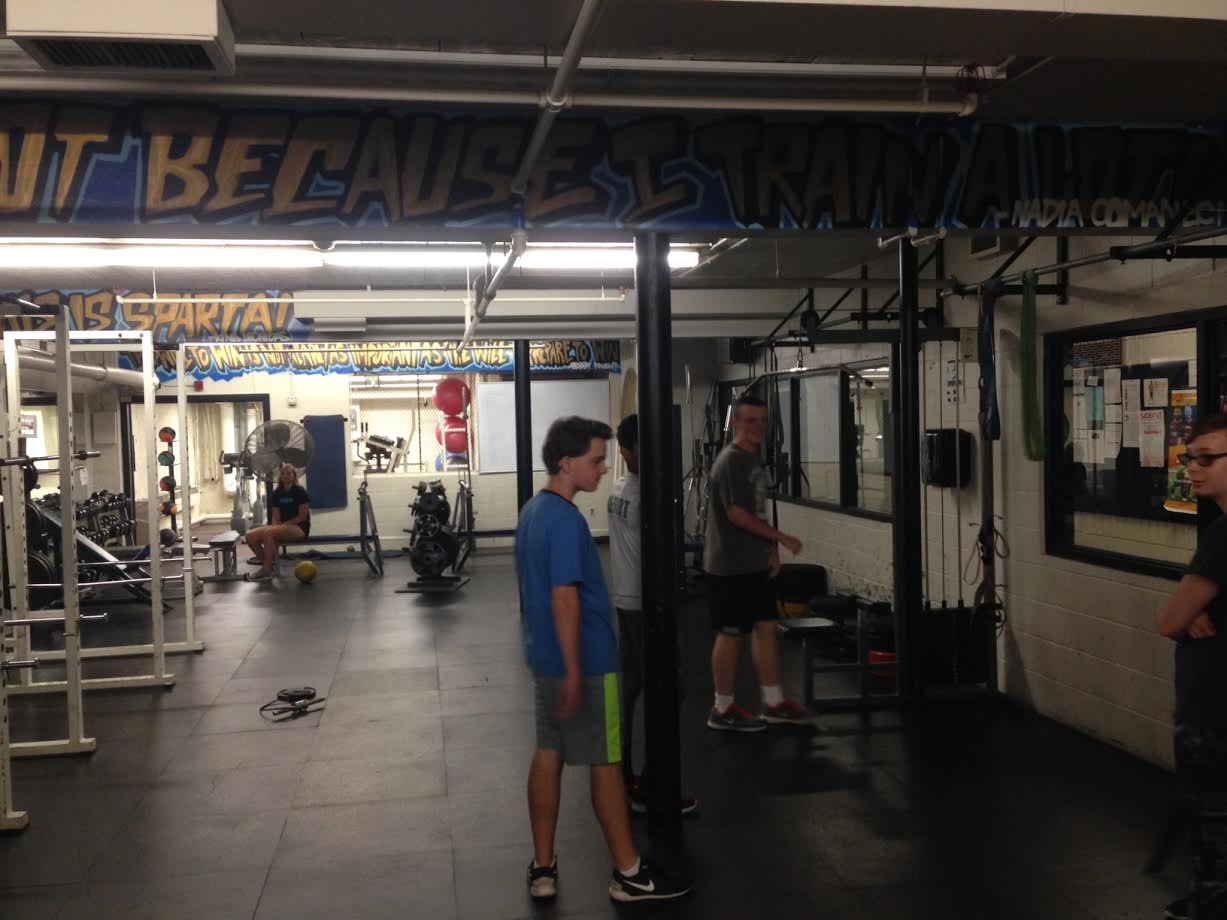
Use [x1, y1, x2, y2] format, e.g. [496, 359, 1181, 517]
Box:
[259, 687, 327, 721]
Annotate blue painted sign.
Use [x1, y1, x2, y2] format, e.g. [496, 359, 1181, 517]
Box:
[0, 102, 1222, 231]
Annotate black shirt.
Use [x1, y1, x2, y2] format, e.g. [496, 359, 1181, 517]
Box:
[272, 485, 311, 534]
[1176, 515, 1227, 729]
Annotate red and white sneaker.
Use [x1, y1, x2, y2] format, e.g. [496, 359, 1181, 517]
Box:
[761, 699, 811, 725]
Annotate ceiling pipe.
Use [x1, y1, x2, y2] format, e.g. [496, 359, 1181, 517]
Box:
[459, 229, 527, 348]
[461, 0, 606, 347]
[511, 0, 607, 196]
[17, 352, 152, 390]
[0, 74, 977, 115]
[236, 43, 1002, 81]
[678, 237, 750, 277]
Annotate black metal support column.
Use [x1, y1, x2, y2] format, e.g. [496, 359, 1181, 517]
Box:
[634, 232, 682, 837]
[514, 339, 534, 510]
[891, 240, 924, 703]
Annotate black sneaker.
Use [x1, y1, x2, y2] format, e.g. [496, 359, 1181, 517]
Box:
[527, 857, 558, 900]
[609, 861, 693, 903]
[706, 703, 766, 733]
[1165, 896, 1190, 920]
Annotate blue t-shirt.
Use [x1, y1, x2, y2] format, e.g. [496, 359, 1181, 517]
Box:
[515, 490, 618, 678]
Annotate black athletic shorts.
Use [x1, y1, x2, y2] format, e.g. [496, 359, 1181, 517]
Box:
[707, 570, 777, 635]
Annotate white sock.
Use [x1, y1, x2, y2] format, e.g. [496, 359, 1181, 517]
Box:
[619, 857, 641, 877]
[714, 692, 734, 713]
[533, 855, 555, 869]
[762, 685, 784, 707]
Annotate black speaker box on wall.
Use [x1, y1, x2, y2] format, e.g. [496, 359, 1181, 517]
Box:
[728, 338, 753, 365]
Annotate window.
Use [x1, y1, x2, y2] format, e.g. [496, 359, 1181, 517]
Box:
[1045, 320, 1201, 575]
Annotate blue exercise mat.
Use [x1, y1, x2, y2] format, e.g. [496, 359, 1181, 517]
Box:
[302, 414, 348, 509]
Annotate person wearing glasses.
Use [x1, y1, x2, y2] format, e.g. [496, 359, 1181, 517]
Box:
[1158, 415, 1227, 920]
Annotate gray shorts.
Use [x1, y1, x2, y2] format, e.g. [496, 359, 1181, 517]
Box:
[533, 673, 623, 767]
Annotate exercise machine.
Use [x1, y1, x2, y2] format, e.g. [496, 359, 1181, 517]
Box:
[399, 478, 474, 593]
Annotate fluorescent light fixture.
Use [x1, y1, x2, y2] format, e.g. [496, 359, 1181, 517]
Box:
[0, 240, 700, 271]
[323, 249, 490, 269]
[0, 245, 323, 269]
[327, 246, 700, 271]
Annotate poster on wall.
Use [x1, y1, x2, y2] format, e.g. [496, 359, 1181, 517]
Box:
[1139, 409, 1166, 468]
[1122, 379, 1141, 449]
[1144, 378, 1169, 408]
[1164, 389, 1199, 515]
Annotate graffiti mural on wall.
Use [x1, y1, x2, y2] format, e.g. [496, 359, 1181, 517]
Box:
[0, 103, 1223, 231]
[0, 289, 620, 381]
[163, 339, 622, 382]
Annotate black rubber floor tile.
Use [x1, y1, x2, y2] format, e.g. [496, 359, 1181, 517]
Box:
[161, 726, 315, 776]
[316, 689, 441, 727]
[0, 884, 79, 919]
[309, 718, 444, 762]
[438, 662, 532, 692]
[439, 685, 535, 718]
[328, 667, 439, 697]
[257, 850, 456, 920]
[84, 810, 289, 882]
[444, 743, 536, 795]
[442, 711, 537, 752]
[273, 797, 452, 870]
[230, 651, 341, 680]
[134, 763, 305, 816]
[336, 647, 439, 672]
[293, 754, 446, 806]
[55, 870, 267, 920]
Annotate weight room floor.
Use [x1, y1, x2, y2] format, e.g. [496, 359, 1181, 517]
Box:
[2, 552, 1187, 919]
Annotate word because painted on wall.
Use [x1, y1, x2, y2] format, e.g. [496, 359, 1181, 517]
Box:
[0, 103, 1224, 231]
[162, 340, 621, 382]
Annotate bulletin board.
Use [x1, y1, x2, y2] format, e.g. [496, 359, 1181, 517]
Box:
[475, 379, 612, 474]
[1063, 356, 1197, 524]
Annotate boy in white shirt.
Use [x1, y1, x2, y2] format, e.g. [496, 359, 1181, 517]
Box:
[607, 414, 697, 816]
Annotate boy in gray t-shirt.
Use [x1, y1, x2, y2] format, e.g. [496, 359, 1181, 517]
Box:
[703, 394, 809, 732]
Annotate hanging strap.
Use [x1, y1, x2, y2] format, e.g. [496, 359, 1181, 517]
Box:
[1020, 271, 1046, 460]
[978, 281, 1002, 442]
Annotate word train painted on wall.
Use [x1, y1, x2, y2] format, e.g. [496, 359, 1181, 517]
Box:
[0, 103, 1222, 231]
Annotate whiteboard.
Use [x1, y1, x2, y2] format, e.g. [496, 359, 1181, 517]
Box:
[476, 379, 612, 474]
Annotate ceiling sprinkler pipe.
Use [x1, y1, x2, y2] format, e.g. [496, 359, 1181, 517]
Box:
[17, 351, 153, 390]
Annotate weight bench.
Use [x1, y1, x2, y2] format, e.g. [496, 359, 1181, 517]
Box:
[201, 530, 244, 583]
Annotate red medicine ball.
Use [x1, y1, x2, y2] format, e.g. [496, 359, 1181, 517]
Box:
[432, 377, 471, 416]
[434, 416, 468, 454]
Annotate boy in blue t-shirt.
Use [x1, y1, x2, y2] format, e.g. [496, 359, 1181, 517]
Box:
[515, 416, 691, 906]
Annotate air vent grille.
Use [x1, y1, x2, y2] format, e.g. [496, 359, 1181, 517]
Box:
[29, 39, 215, 70]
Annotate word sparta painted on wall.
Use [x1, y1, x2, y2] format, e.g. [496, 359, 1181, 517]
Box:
[0, 103, 1223, 231]
[0, 289, 620, 381]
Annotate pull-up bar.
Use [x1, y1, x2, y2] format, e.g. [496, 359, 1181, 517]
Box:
[949, 226, 1227, 296]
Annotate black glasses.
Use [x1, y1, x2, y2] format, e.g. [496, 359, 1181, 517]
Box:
[1178, 452, 1227, 467]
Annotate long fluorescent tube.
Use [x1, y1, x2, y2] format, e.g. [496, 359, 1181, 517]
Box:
[0, 242, 700, 271]
[0, 245, 323, 269]
[323, 249, 490, 269]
